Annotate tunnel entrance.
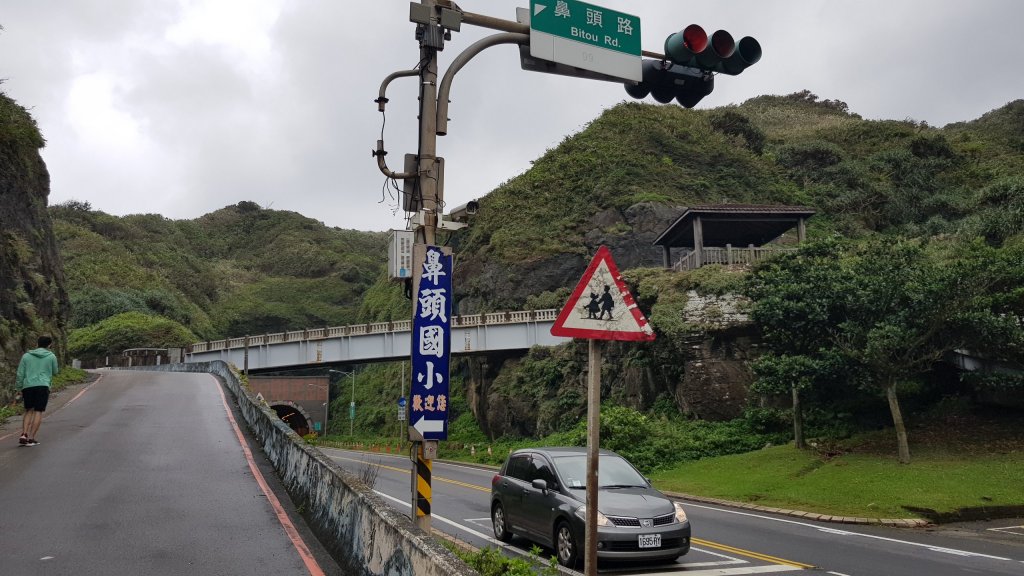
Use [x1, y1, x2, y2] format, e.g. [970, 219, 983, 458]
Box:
[272, 404, 310, 436]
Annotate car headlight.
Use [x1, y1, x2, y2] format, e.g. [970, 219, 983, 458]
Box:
[574, 506, 613, 526]
[673, 501, 688, 523]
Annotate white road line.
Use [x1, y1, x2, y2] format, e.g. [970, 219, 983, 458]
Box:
[683, 502, 1014, 562]
[372, 489, 545, 565]
[988, 525, 1024, 536]
[827, 572, 851, 576]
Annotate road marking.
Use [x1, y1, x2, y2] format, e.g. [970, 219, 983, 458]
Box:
[372, 489, 538, 560]
[598, 561, 802, 569]
[684, 502, 1015, 562]
[827, 572, 851, 576]
[817, 528, 854, 536]
[691, 538, 814, 569]
[338, 451, 812, 571]
[988, 525, 1024, 536]
[213, 377, 325, 576]
[371, 492, 781, 575]
[329, 453, 490, 493]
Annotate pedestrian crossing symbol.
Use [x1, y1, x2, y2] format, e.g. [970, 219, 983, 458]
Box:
[550, 245, 655, 341]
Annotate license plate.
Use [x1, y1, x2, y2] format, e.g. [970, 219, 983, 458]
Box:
[638, 534, 661, 549]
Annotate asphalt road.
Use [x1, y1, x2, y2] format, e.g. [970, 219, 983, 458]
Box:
[0, 371, 341, 576]
[323, 447, 1024, 576]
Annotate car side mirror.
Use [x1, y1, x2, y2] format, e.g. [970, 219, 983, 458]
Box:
[531, 479, 548, 492]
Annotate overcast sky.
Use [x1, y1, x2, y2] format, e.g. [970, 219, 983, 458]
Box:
[3, 1, 1021, 232]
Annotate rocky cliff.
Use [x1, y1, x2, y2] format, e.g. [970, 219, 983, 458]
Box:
[462, 284, 760, 440]
[0, 91, 69, 401]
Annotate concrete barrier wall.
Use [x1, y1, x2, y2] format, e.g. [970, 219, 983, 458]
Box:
[128, 361, 477, 576]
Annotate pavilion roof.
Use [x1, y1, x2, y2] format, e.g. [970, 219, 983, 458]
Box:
[652, 204, 816, 249]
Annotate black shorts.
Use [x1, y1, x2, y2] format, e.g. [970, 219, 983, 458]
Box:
[22, 386, 50, 412]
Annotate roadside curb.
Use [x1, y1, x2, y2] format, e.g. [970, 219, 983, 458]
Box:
[662, 490, 931, 527]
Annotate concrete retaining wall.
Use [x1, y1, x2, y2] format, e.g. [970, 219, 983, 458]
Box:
[130, 361, 477, 576]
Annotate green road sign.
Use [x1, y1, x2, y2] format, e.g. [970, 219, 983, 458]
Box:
[529, 0, 641, 81]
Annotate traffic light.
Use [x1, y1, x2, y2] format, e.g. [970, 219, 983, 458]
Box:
[665, 24, 761, 75]
[623, 24, 760, 107]
[623, 59, 714, 108]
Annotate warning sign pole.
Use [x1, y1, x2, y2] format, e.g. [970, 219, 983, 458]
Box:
[584, 338, 602, 576]
[551, 245, 656, 576]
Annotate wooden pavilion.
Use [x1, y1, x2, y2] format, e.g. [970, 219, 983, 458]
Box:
[652, 204, 816, 271]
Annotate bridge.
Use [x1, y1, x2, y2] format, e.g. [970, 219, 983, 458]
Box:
[186, 309, 570, 371]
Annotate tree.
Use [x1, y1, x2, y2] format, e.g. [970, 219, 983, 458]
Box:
[749, 238, 1023, 463]
[832, 239, 1022, 463]
[748, 239, 853, 448]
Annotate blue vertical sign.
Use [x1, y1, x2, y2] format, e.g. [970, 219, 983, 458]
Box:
[410, 246, 452, 440]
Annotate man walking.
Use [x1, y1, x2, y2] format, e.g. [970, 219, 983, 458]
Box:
[16, 335, 59, 447]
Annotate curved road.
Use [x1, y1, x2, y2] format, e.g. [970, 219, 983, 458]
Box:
[0, 371, 341, 576]
[324, 448, 1024, 576]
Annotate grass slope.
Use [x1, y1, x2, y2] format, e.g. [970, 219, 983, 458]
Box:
[651, 412, 1024, 520]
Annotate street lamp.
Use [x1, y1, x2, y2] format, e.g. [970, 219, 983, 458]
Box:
[329, 369, 356, 437]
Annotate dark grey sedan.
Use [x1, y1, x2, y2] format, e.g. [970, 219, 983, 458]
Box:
[490, 447, 691, 567]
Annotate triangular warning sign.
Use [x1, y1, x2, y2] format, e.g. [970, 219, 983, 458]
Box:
[551, 246, 655, 341]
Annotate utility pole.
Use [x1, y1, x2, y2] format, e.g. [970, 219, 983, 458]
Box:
[376, 1, 750, 556]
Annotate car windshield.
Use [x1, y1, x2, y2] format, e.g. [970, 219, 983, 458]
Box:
[551, 454, 647, 489]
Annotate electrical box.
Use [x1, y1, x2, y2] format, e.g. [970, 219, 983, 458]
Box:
[388, 230, 414, 281]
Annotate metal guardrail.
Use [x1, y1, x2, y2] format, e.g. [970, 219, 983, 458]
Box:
[188, 309, 560, 354]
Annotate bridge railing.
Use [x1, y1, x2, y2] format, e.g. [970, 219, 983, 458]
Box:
[188, 309, 560, 354]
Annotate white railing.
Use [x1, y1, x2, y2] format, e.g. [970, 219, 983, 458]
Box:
[188, 309, 559, 353]
[674, 245, 797, 271]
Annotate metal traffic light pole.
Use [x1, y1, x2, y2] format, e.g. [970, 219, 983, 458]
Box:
[376, 2, 749, 563]
[376, 0, 532, 537]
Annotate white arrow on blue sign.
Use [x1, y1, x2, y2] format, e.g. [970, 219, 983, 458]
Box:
[412, 416, 444, 435]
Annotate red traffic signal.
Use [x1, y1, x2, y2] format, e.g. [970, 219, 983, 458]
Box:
[665, 24, 761, 75]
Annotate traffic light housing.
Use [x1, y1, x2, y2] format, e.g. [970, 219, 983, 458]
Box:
[665, 24, 761, 75]
[624, 59, 714, 108]
[624, 24, 760, 107]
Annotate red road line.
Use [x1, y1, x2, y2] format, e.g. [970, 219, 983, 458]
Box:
[212, 375, 326, 576]
[1, 374, 104, 442]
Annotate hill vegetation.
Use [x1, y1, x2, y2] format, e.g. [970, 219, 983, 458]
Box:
[49, 200, 387, 360]
[30, 91, 1024, 475]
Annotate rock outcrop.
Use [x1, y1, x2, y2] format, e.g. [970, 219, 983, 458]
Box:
[0, 92, 69, 401]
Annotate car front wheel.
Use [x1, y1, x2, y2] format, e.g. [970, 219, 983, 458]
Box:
[492, 503, 513, 542]
[555, 521, 578, 568]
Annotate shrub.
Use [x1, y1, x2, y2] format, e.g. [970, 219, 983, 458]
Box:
[68, 312, 197, 360]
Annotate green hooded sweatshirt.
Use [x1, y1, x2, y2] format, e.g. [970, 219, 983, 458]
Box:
[16, 348, 59, 390]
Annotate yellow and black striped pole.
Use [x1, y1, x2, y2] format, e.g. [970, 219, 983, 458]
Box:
[414, 442, 432, 530]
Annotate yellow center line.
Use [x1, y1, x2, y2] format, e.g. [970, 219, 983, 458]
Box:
[332, 454, 491, 493]
[331, 452, 814, 569]
[691, 538, 815, 569]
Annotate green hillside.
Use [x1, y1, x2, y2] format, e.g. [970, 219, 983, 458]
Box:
[47, 93, 1023, 468]
[51, 201, 387, 359]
